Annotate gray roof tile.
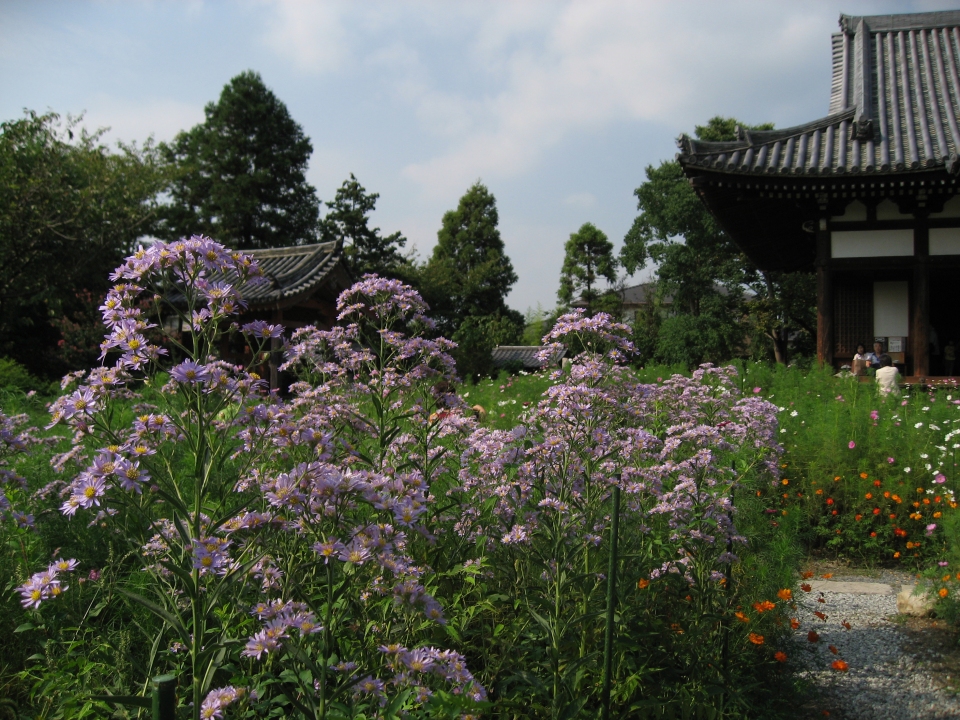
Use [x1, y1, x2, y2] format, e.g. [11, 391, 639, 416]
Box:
[242, 242, 350, 310]
[678, 11, 960, 177]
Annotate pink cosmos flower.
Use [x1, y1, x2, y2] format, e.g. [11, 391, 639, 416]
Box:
[848, 441, 856, 449]
[935, 474, 947, 484]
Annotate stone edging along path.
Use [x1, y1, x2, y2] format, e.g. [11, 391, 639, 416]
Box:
[792, 576, 960, 720]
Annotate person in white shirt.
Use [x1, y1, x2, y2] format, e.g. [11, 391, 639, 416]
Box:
[875, 354, 901, 397]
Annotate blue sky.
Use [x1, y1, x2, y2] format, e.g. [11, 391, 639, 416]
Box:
[2, 0, 957, 313]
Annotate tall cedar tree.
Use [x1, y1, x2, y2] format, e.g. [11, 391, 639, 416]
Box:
[621, 116, 814, 365]
[558, 222, 618, 315]
[421, 181, 519, 335]
[419, 182, 522, 379]
[321, 173, 408, 278]
[0, 111, 167, 376]
[159, 71, 321, 249]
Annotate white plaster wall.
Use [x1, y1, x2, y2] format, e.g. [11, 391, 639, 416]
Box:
[831, 230, 914, 258]
[930, 227, 960, 255]
[874, 281, 909, 337]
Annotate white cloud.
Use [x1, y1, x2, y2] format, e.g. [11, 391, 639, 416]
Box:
[401, 1, 830, 196]
[260, 0, 350, 74]
[563, 192, 596, 209]
[80, 95, 205, 144]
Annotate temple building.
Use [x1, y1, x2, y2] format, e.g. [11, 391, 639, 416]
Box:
[230, 241, 352, 388]
[678, 10, 960, 376]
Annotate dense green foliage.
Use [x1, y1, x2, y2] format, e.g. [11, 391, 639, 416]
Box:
[159, 71, 321, 249]
[0, 111, 168, 377]
[557, 222, 618, 313]
[321, 174, 410, 279]
[419, 182, 523, 379]
[622, 117, 816, 367]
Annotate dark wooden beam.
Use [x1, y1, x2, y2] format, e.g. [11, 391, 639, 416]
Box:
[816, 219, 834, 367]
[912, 219, 930, 376]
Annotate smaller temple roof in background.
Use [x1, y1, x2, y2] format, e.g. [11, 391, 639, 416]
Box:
[244, 242, 351, 311]
[679, 10, 960, 177]
[491, 345, 566, 369]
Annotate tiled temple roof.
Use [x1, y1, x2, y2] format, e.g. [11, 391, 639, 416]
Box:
[491, 346, 566, 369]
[243, 241, 350, 310]
[679, 11, 960, 176]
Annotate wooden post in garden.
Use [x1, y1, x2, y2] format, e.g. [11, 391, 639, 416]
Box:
[816, 217, 833, 369]
[600, 485, 621, 720]
[913, 216, 930, 377]
[152, 675, 177, 720]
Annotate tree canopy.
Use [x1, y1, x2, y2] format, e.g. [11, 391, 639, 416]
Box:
[159, 71, 321, 249]
[621, 116, 815, 365]
[321, 173, 408, 279]
[0, 111, 168, 375]
[421, 181, 519, 334]
[558, 222, 618, 314]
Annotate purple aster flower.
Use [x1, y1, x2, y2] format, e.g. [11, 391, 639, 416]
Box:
[170, 360, 210, 384]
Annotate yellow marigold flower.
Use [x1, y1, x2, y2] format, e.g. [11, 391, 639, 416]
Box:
[782, 479, 789, 485]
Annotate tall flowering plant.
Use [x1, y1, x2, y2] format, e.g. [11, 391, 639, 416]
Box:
[24, 252, 485, 719]
[36, 237, 276, 717]
[23, 250, 485, 719]
[454, 311, 784, 715]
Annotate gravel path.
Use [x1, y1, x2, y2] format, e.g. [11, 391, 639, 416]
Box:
[792, 575, 960, 719]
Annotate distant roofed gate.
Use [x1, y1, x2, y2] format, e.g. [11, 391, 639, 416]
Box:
[677, 10, 960, 377]
[235, 241, 352, 388]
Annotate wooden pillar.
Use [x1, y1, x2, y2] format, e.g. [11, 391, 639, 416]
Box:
[912, 218, 930, 377]
[816, 218, 834, 368]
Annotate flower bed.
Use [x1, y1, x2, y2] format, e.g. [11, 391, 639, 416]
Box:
[1, 240, 809, 718]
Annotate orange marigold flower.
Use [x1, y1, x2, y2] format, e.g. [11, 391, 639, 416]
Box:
[865, 492, 873, 499]
[874, 480, 881, 487]
[834, 476, 842, 482]
[777, 588, 793, 601]
[894, 551, 901, 558]
[801, 583, 812, 592]
[670, 623, 684, 634]
[807, 630, 819, 643]
[917, 487, 924, 494]
[790, 618, 800, 630]
[816, 489, 824, 495]
[956, 573, 960, 581]
[890, 514, 897, 520]
[637, 579, 650, 589]
[934, 511, 943, 518]
[831, 660, 849, 672]
[906, 542, 915, 550]
[860, 472, 868, 479]
[748, 633, 764, 645]
[870, 532, 877, 537]
[822, 573, 833, 579]
[873, 508, 881, 515]
[801, 571, 814, 579]
[828, 645, 839, 655]
[944, 575, 952, 582]
[826, 498, 834, 505]
[884, 491, 891, 498]
[940, 588, 949, 598]
[782, 478, 789, 485]
[753, 600, 776, 613]
[775, 651, 788, 662]
[735, 611, 750, 623]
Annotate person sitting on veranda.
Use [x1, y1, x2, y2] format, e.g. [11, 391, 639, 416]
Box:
[875, 354, 901, 397]
[852, 343, 869, 376]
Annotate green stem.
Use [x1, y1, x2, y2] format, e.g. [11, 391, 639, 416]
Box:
[600, 485, 621, 720]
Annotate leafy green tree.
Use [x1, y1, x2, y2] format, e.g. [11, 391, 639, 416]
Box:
[420, 181, 519, 336]
[321, 173, 408, 278]
[557, 222, 618, 314]
[622, 116, 813, 365]
[0, 110, 168, 376]
[159, 71, 320, 249]
[416, 182, 523, 380]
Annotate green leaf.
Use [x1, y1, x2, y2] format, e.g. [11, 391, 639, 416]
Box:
[118, 588, 191, 646]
